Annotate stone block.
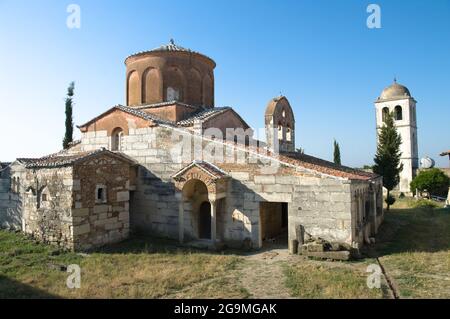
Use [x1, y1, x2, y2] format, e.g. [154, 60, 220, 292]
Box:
[330, 193, 349, 203]
[302, 251, 351, 261]
[116, 191, 130, 202]
[72, 208, 89, 217]
[73, 223, 90, 236]
[118, 212, 129, 221]
[276, 175, 298, 185]
[93, 205, 109, 214]
[230, 172, 250, 181]
[254, 175, 276, 184]
[105, 222, 123, 231]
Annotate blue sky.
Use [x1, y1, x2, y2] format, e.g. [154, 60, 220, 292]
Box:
[0, 0, 449, 167]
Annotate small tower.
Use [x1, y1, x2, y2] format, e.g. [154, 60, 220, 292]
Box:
[375, 80, 419, 194]
[265, 96, 295, 153]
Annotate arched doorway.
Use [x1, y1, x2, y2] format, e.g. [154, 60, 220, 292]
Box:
[198, 201, 211, 239]
[173, 160, 230, 244]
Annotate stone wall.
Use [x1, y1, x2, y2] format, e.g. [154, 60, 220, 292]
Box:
[80, 125, 382, 249]
[71, 155, 132, 250]
[16, 166, 74, 248]
[0, 164, 22, 229]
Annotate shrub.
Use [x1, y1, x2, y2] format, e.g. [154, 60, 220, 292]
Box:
[410, 168, 450, 197]
[410, 199, 440, 209]
[385, 194, 396, 206]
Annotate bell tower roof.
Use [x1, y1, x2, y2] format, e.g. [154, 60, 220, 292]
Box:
[377, 79, 413, 102]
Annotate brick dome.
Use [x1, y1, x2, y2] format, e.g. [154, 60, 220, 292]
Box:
[125, 40, 215, 107]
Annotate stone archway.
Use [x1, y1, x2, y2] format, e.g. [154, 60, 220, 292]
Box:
[173, 161, 229, 244]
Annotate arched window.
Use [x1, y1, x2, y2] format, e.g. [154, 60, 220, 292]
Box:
[394, 105, 403, 121]
[95, 184, 107, 204]
[278, 123, 283, 140]
[167, 86, 181, 101]
[286, 126, 292, 142]
[382, 107, 389, 123]
[111, 128, 124, 151]
[38, 186, 50, 209]
[127, 71, 140, 106]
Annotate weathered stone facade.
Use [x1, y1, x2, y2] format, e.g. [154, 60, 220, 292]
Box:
[0, 40, 384, 253]
[6, 150, 135, 250]
[0, 163, 22, 230]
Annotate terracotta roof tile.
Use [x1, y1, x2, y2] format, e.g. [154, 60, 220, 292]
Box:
[17, 148, 135, 169]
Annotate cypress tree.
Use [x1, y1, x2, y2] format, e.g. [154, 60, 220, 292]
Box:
[63, 82, 75, 149]
[333, 139, 341, 166]
[373, 112, 403, 210]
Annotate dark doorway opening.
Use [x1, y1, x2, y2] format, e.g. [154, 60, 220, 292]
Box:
[198, 201, 211, 239]
[260, 202, 289, 248]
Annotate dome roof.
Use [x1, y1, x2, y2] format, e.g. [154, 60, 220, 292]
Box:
[150, 39, 193, 53]
[125, 39, 215, 65]
[379, 80, 412, 100]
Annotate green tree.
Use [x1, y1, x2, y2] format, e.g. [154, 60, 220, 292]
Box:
[63, 82, 75, 149]
[410, 168, 450, 197]
[373, 112, 403, 210]
[333, 139, 341, 165]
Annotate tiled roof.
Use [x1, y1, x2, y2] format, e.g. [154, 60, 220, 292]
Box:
[78, 105, 176, 128]
[17, 148, 135, 169]
[78, 103, 242, 130]
[177, 107, 231, 126]
[125, 39, 214, 64]
[0, 162, 11, 171]
[280, 152, 378, 181]
[115, 105, 175, 125]
[134, 100, 202, 110]
[173, 160, 229, 180]
[208, 138, 379, 181]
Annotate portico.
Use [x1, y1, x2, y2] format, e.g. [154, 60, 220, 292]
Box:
[173, 161, 229, 244]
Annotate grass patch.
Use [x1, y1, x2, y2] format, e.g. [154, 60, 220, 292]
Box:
[0, 231, 246, 299]
[376, 199, 450, 298]
[283, 261, 383, 299]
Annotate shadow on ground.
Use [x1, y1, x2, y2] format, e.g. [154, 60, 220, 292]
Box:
[0, 276, 59, 299]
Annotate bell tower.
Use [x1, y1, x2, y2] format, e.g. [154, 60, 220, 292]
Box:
[374, 80, 419, 194]
[265, 96, 295, 153]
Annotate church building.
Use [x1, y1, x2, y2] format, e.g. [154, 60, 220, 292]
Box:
[0, 40, 384, 253]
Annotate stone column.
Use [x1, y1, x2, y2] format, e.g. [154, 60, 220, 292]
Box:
[210, 199, 217, 243]
[176, 192, 184, 243]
